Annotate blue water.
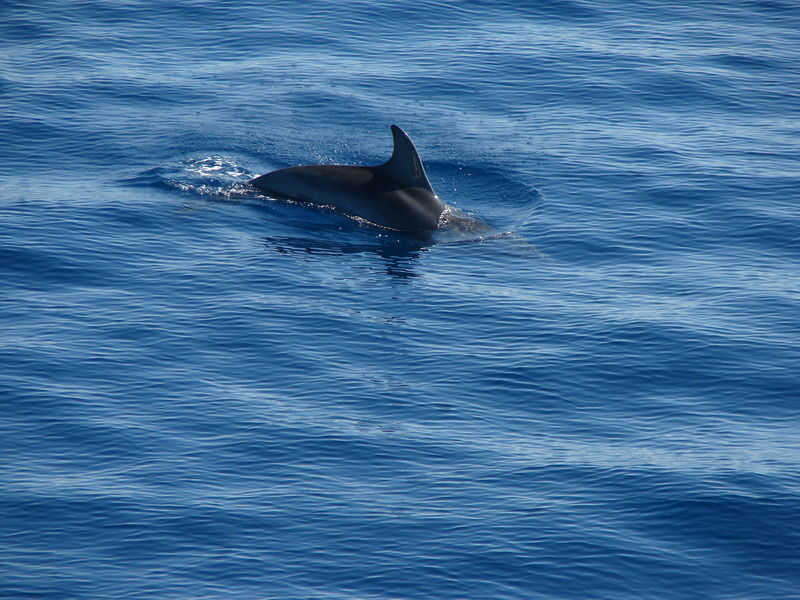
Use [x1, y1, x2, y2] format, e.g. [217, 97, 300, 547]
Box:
[2, 1, 799, 598]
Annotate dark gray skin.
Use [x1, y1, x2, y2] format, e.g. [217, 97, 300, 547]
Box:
[250, 125, 446, 233]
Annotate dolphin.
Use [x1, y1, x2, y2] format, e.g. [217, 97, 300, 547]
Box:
[249, 125, 445, 233]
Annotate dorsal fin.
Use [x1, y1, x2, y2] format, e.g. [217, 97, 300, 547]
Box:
[380, 125, 435, 192]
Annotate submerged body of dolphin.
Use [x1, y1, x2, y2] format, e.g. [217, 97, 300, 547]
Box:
[250, 125, 445, 233]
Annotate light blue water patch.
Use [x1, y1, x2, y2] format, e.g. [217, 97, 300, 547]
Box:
[2, 1, 799, 599]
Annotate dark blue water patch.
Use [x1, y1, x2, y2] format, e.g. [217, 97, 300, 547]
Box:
[0, 115, 149, 175]
[630, 70, 756, 113]
[0, 117, 77, 172]
[0, 244, 115, 291]
[2, 82, 90, 115]
[707, 52, 789, 73]
[497, 0, 608, 21]
[744, 0, 800, 19]
[75, 77, 214, 107]
[623, 482, 800, 584]
[0, 13, 55, 44]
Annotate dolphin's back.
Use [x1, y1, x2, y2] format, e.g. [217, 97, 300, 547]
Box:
[250, 126, 445, 233]
[252, 165, 386, 225]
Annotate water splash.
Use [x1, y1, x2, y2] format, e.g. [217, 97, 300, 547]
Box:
[161, 156, 256, 200]
[184, 156, 249, 179]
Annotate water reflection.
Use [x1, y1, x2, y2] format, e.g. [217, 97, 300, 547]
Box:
[263, 234, 427, 279]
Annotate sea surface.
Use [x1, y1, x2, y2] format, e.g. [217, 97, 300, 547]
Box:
[2, 1, 799, 598]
